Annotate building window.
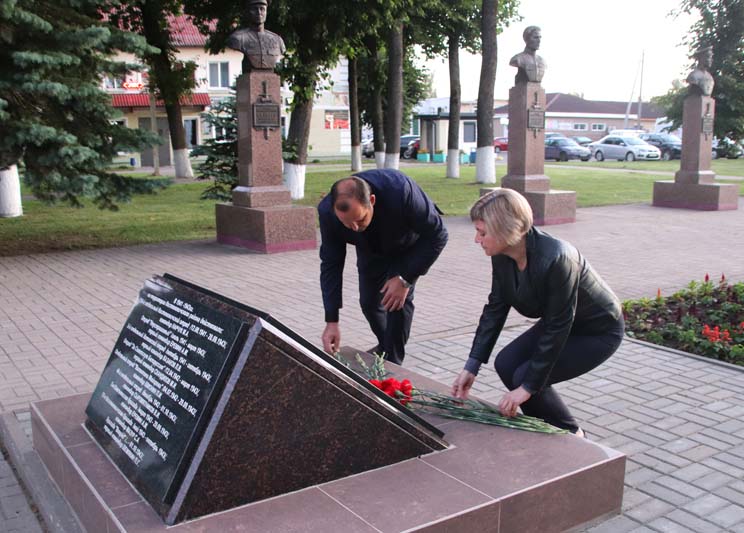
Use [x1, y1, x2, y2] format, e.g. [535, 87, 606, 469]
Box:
[209, 62, 230, 88]
[573, 123, 588, 131]
[103, 75, 124, 89]
[463, 122, 476, 142]
[324, 110, 349, 129]
[592, 123, 606, 131]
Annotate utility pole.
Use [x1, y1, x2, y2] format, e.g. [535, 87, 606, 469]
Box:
[637, 51, 644, 129]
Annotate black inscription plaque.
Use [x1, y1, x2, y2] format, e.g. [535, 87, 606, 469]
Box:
[702, 115, 714, 135]
[85, 276, 248, 509]
[528, 108, 545, 130]
[84, 274, 446, 525]
[253, 103, 281, 128]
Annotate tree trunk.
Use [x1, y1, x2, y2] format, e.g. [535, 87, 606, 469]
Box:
[447, 32, 462, 179]
[141, 0, 193, 179]
[149, 92, 160, 175]
[284, 96, 313, 199]
[165, 102, 193, 178]
[476, 0, 497, 183]
[372, 87, 385, 168]
[0, 165, 23, 218]
[384, 22, 404, 170]
[348, 57, 362, 171]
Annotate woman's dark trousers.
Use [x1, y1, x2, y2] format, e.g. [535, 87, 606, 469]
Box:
[495, 319, 624, 432]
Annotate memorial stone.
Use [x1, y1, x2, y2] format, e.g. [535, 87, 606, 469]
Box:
[215, 0, 317, 252]
[653, 46, 738, 211]
[493, 26, 576, 225]
[84, 274, 446, 525]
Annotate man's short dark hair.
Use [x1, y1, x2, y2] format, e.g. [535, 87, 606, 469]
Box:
[330, 176, 372, 213]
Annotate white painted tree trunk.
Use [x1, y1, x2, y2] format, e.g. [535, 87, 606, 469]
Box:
[351, 146, 363, 172]
[446, 149, 460, 178]
[383, 153, 400, 169]
[0, 165, 23, 218]
[374, 151, 385, 169]
[283, 162, 306, 200]
[475, 146, 496, 183]
[173, 148, 193, 179]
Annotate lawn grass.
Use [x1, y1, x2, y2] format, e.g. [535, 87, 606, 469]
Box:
[2, 164, 743, 257]
[576, 158, 744, 176]
[299, 165, 744, 215]
[2, 182, 215, 256]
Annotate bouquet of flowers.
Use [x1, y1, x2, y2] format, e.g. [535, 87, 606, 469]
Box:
[337, 353, 566, 434]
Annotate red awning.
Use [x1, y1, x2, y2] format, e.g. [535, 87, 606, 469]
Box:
[111, 93, 211, 108]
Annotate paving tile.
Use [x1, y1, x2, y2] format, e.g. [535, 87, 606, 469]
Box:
[682, 493, 730, 517]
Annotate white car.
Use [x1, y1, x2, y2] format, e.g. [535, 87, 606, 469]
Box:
[589, 135, 661, 161]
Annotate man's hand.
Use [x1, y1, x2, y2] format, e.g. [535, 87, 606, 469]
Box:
[498, 386, 532, 417]
[322, 322, 341, 353]
[380, 277, 410, 312]
[451, 370, 476, 400]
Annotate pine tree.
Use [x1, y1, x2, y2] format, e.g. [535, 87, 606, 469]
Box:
[0, 0, 166, 211]
[192, 94, 237, 201]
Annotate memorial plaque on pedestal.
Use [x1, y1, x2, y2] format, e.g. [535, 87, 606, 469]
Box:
[85, 274, 446, 525]
[527, 108, 545, 130]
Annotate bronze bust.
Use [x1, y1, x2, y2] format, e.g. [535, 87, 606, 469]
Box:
[226, 0, 286, 73]
[686, 45, 714, 97]
[509, 26, 546, 84]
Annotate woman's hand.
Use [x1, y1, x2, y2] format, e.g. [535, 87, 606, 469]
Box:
[498, 386, 532, 417]
[451, 370, 476, 400]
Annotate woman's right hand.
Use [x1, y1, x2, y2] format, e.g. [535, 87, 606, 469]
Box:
[451, 370, 476, 400]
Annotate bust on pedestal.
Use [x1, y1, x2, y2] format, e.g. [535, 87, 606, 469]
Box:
[652, 46, 738, 211]
[215, 0, 317, 252]
[485, 26, 575, 225]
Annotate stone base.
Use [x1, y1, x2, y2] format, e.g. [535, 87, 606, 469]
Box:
[31, 355, 625, 532]
[232, 185, 292, 207]
[482, 187, 576, 225]
[501, 174, 551, 193]
[653, 180, 739, 211]
[673, 169, 716, 185]
[216, 203, 317, 253]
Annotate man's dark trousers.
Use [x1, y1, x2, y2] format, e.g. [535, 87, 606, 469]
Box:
[358, 254, 415, 365]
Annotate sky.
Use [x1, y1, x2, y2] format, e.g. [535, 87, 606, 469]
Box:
[425, 0, 699, 103]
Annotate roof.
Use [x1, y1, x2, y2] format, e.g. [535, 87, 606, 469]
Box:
[111, 93, 211, 108]
[493, 93, 665, 119]
[169, 15, 210, 47]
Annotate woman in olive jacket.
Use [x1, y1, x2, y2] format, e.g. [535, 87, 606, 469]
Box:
[451, 189, 624, 435]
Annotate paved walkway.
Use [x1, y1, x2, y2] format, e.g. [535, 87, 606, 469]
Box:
[1, 200, 744, 531]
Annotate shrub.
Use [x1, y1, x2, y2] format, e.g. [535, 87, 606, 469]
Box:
[623, 275, 744, 366]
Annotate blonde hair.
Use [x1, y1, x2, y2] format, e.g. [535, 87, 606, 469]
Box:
[470, 189, 533, 246]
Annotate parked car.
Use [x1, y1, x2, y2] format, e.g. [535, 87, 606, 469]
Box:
[571, 136, 593, 147]
[639, 133, 682, 161]
[589, 135, 661, 161]
[712, 138, 743, 159]
[361, 137, 375, 158]
[403, 138, 421, 159]
[544, 137, 591, 161]
[399, 135, 420, 158]
[493, 137, 509, 152]
[545, 132, 566, 139]
[607, 129, 646, 137]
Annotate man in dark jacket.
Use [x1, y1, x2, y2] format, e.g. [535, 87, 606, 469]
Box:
[318, 169, 448, 364]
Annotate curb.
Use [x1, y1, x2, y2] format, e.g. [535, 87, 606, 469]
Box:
[623, 335, 744, 373]
[0, 411, 83, 533]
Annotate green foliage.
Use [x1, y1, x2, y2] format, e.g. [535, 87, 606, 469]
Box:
[624, 276, 744, 365]
[192, 94, 237, 201]
[655, 0, 744, 142]
[0, 0, 165, 209]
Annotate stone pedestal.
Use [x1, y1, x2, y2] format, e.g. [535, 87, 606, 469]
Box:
[653, 94, 738, 211]
[216, 72, 317, 252]
[500, 83, 576, 224]
[29, 349, 625, 532]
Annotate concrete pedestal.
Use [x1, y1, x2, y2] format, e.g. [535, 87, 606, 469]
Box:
[216, 72, 317, 252]
[216, 203, 317, 253]
[652, 180, 739, 211]
[499, 83, 576, 225]
[653, 94, 738, 211]
[29, 348, 625, 533]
